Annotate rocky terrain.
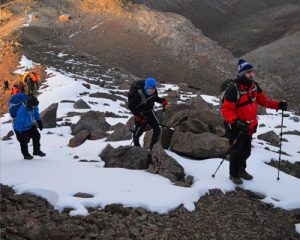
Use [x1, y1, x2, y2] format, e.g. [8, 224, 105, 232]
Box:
[1, 0, 300, 239]
[1, 184, 300, 240]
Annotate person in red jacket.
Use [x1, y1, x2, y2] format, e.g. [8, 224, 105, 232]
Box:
[11, 84, 21, 95]
[221, 59, 287, 184]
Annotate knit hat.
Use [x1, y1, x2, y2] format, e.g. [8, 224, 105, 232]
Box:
[27, 96, 39, 107]
[238, 59, 254, 77]
[144, 77, 156, 94]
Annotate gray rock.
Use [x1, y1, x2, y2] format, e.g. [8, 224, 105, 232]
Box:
[89, 92, 124, 101]
[99, 144, 151, 169]
[148, 142, 186, 184]
[257, 131, 280, 147]
[72, 111, 110, 136]
[106, 123, 132, 142]
[175, 119, 210, 134]
[2, 130, 14, 141]
[170, 131, 229, 159]
[74, 99, 91, 109]
[40, 103, 58, 128]
[90, 130, 107, 140]
[68, 130, 90, 148]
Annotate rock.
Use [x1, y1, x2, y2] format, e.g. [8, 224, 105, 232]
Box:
[170, 131, 229, 159]
[148, 142, 186, 184]
[40, 103, 58, 128]
[89, 92, 124, 101]
[82, 83, 91, 89]
[99, 144, 151, 169]
[106, 123, 132, 141]
[68, 130, 90, 148]
[90, 130, 107, 140]
[2, 130, 14, 141]
[72, 111, 110, 136]
[166, 90, 180, 102]
[175, 119, 210, 134]
[257, 131, 280, 147]
[257, 106, 267, 115]
[74, 99, 91, 109]
[73, 193, 94, 198]
[59, 14, 71, 22]
[290, 116, 299, 122]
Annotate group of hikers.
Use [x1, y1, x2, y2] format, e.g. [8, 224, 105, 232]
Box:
[8, 71, 45, 160]
[8, 59, 288, 184]
[128, 59, 288, 184]
[3, 71, 40, 96]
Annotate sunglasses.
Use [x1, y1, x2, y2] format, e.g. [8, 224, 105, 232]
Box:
[246, 69, 255, 74]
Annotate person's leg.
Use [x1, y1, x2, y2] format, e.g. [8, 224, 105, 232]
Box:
[133, 120, 146, 147]
[15, 130, 32, 159]
[144, 110, 161, 150]
[240, 135, 253, 179]
[30, 127, 46, 156]
[228, 129, 245, 178]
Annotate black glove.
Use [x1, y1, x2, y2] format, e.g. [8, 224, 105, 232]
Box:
[278, 101, 287, 111]
[233, 120, 249, 133]
[37, 120, 44, 130]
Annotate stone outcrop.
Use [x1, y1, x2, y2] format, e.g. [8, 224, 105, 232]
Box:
[40, 103, 58, 128]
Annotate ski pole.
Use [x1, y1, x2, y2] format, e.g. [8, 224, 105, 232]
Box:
[277, 110, 284, 181]
[212, 130, 243, 178]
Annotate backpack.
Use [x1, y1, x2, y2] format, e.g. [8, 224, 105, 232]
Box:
[128, 80, 146, 107]
[8, 93, 28, 118]
[220, 78, 258, 109]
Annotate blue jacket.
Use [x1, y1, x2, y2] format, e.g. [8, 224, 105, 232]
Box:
[13, 104, 41, 132]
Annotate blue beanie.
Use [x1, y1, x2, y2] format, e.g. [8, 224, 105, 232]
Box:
[238, 59, 254, 77]
[144, 77, 156, 94]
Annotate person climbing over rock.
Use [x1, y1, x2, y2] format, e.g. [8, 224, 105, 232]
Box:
[128, 77, 168, 149]
[13, 95, 46, 160]
[221, 59, 287, 184]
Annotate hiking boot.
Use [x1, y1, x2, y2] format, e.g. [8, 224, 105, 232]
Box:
[229, 176, 243, 185]
[33, 150, 46, 157]
[24, 154, 33, 160]
[239, 171, 253, 180]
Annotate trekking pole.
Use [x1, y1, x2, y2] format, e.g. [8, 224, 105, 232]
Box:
[212, 131, 243, 178]
[277, 110, 284, 181]
[130, 125, 141, 146]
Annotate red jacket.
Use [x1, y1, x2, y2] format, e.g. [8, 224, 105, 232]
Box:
[221, 80, 279, 135]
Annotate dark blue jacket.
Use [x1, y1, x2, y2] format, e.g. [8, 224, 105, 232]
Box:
[13, 104, 41, 132]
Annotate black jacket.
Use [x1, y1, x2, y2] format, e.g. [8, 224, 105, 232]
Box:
[128, 80, 165, 116]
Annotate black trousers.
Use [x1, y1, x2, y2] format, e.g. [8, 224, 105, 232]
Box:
[228, 127, 252, 178]
[15, 126, 41, 157]
[133, 110, 160, 149]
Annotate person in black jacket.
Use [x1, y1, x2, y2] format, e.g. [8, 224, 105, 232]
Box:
[128, 78, 168, 149]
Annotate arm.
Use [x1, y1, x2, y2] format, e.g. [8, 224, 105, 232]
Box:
[256, 84, 279, 110]
[221, 86, 238, 124]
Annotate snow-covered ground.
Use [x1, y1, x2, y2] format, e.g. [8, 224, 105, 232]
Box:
[1, 56, 300, 232]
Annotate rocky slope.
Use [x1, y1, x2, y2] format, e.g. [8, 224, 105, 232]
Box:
[1, 184, 299, 240]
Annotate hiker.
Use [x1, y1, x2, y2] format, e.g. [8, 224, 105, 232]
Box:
[31, 72, 40, 93]
[11, 84, 21, 95]
[23, 73, 34, 94]
[128, 77, 168, 149]
[13, 95, 46, 160]
[4, 80, 9, 91]
[221, 59, 287, 184]
[18, 81, 25, 93]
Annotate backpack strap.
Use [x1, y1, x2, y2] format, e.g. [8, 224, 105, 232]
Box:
[236, 83, 257, 107]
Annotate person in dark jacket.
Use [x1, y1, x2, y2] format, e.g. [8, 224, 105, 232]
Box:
[4, 80, 9, 91]
[13, 95, 46, 160]
[128, 78, 168, 149]
[221, 59, 287, 184]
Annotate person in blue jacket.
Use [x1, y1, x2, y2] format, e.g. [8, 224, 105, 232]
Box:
[13, 95, 46, 159]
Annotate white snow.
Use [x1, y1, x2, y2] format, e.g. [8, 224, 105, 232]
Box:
[296, 224, 300, 234]
[14, 55, 40, 74]
[23, 14, 33, 27]
[1, 55, 300, 229]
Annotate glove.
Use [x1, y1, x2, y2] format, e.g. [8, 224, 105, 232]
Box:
[233, 120, 249, 133]
[134, 115, 146, 125]
[37, 120, 44, 130]
[278, 101, 287, 111]
[162, 99, 168, 106]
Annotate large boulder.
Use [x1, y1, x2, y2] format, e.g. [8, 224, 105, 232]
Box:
[74, 99, 91, 109]
[71, 111, 110, 140]
[257, 131, 280, 147]
[68, 130, 90, 148]
[148, 142, 186, 184]
[170, 131, 229, 159]
[106, 123, 132, 142]
[40, 103, 58, 128]
[89, 92, 124, 101]
[99, 144, 151, 169]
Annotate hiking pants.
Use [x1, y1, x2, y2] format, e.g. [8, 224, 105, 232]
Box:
[133, 110, 160, 149]
[228, 127, 252, 178]
[15, 126, 41, 157]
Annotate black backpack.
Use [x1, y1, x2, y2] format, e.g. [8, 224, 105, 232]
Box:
[219, 78, 257, 110]
[128, 80, 146, 106]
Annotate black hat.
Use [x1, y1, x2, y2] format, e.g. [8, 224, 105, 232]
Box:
[27, 96, 39, 107]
